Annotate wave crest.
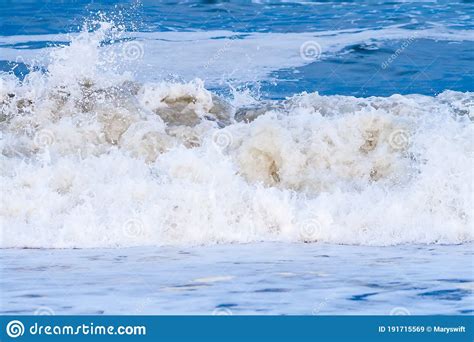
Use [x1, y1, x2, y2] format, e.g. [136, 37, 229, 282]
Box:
[1, 23, 472, 248]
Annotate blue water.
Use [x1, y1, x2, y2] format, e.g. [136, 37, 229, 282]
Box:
[2, 1, 473, 34]
[0, 1, 473, 315]
[1, 0, 473, 98]
[1, 243, 473, 315]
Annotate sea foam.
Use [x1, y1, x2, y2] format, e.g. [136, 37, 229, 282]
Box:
[1, 23, 472, 248]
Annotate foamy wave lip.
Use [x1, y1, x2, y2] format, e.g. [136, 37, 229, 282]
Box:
[2, 23, 473, 85]
[0, 22, 473, 248]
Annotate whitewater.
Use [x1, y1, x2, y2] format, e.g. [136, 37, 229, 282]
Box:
[1, 22, 472, 249]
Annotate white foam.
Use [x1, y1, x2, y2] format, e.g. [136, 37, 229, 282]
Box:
[1, 24, 473, 85]
[0, 23, 472, 248]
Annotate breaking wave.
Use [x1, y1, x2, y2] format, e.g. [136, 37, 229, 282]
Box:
[1, 23, 473, 248]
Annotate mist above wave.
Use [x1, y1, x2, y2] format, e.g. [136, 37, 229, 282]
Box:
[1, 22, 472, 248]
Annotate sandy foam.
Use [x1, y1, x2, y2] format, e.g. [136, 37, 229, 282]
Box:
[1, 23, 472, 248]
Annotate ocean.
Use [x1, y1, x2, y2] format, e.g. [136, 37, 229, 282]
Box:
[0, 0, 473, 315]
